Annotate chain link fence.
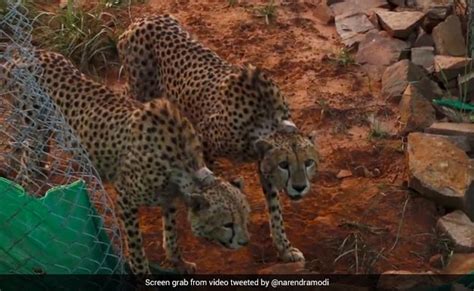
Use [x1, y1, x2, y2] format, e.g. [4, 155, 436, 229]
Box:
[0, 0, 126, 279]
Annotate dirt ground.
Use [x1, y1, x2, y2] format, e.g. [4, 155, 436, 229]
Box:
[101, 0, 442, 274]
[4, 0, 443, 275]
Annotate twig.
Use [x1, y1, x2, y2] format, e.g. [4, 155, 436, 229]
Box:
[389, 195, 410, 252]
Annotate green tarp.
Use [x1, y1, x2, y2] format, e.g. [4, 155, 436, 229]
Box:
[0, 177, 122, 275]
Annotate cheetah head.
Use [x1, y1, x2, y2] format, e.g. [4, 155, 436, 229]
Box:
[185, 177, 250, 249]
[255, 121, 319, 200]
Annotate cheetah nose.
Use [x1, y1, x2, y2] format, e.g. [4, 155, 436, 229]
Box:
[292, 184, 307, 193]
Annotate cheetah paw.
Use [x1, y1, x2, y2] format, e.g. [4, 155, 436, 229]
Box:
[173, 260, 196, 274]
[281, 247, 305, 262]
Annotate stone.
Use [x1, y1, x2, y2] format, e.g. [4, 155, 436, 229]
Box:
[313, 2, 335, 24]
[407, 132, 474, 220]
[413, 27, 435, 47]
[388, 0, 407, 6]
[381, 60, 427, 102]
[356, 31, 409, 81]
[335, 12, 377, 47]
[376, 10, 425, 39]
[415, 0, 454, 20]
[411, 46, 435, 72]
[437, 210, 474, 253]
[337, 169, 353, 179]
[399, 83, 436, 135]
[434, 55, 472, 83]
[258, 262, 306, 274]
[424, 134, 472, 153]
[444, 253, 474, 274]
[425, 122, 474, 140]
[330, 0, 390, 16]
[378, 270, 441, 290]
[432, 15, 467, 57]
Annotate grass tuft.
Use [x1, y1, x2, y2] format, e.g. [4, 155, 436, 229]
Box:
[254, 0, 277, 25]
[25, 1, 119, 74]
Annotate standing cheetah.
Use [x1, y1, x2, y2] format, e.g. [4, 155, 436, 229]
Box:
[118, 15, 319, 263]
[2, 50, 250, 274]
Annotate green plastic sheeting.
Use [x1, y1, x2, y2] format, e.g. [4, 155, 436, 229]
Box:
[433, 99, 474, 112]
[0, 177, 122, 275]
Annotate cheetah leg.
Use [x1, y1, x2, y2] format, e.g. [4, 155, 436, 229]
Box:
[258, 170, 305, 263]
[116, 194, 150, 274]
[163, 205, 196, 274]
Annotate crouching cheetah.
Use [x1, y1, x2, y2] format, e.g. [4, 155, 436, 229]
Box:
[118, 15, 319, 263]
[2, 50, 250, 274]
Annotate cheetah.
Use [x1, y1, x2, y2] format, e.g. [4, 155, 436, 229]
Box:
[118, 15, 319, 263]
[2, 50, 250, 274]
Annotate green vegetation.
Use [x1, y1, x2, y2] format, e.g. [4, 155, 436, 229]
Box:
[23, 0, 120, 74]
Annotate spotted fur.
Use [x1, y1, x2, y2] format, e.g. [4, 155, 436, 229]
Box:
[118, 15, 319, 262]
[3, 50, 250, 274]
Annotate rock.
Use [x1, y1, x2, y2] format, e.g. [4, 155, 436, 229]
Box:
[258, 262, 306, 274]
[428, 254, 444, 269]
[335, 12, 377, 47]
[399, 83, 436, 135]
[437, 210, 474, 253]
[313, 2, 335, 24]
[378, 270, 442, 290]
[425, 122, 474, 140]
[381, 60, 427, 102]
[376, 10, 425, 39]
[434, 55, 472, 83]
[407, 132, 474, 220]
[388, 0, 407, 6]
[432, 15, 467, 57]
[337, 169, 353, 179]
[356, 31, 409, 81]
[424, 134, 472, 153]
[411, 46, 435, 72]
[330, 0, 390, 16]
[415, 0, 454, 21]
[444, 253, 474, 274]
[413, 27, 435, 47]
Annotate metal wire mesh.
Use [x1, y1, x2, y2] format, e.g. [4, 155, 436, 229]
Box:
[0, 0, 126, 275]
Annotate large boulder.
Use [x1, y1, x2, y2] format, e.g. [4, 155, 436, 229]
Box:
[376, 10, 425, 39]
[330, 0, 389, 16]
[414, 0, 454, 21]
[356, 32, 409, 81]
[437, 210, 474, 253]
[432, 15, 467, 57]
[407, 132, 474, 220]
[399, 83, 436, 135]
[335, 12, 377, 47]
[381, 59, 427, 102]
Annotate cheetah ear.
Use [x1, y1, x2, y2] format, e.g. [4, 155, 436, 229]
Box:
[186, 194, 211, 212]
[278, 120, 298, 133]
[230, 177, 244, 191]
[253, 137, 273, 158]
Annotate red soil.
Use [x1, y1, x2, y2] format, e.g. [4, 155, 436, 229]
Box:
[105, 0, 441, 274]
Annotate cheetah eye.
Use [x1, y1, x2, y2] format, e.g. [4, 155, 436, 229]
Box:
[223, 223, 234, 229]
[278, 161, 289, 170]
[305, 159, 315, 167]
